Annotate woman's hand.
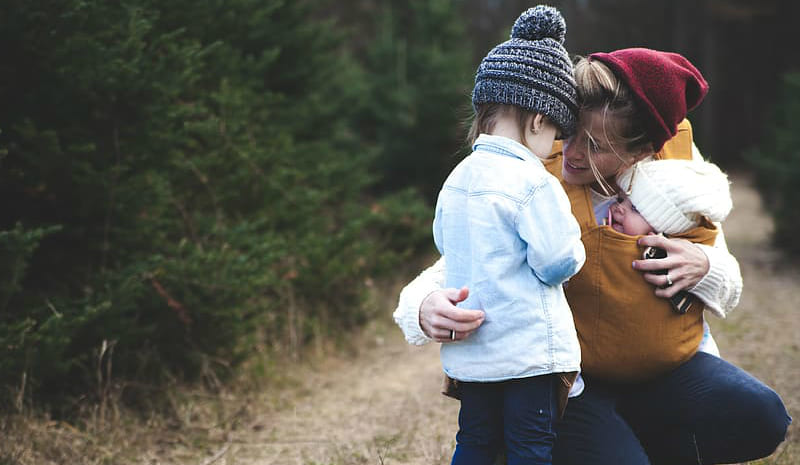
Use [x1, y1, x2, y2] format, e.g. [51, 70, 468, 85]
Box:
[632, 235, 709, 298]
[420, 287, 485, 343]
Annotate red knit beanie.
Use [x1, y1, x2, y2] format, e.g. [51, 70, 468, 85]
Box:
[589, 48, 709, 152]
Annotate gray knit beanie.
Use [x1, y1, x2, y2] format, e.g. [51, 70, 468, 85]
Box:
[472, 5, 578, 136]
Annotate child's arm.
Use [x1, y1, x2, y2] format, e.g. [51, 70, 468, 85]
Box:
[518, 176, 586, 286]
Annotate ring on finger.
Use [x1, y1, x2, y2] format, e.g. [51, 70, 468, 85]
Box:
[449, 329, 456, 341]
[665, 273, 673, 287]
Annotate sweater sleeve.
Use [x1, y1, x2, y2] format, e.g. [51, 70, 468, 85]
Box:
[690, 227, 742, 318]
[689, 142, 743, 318]
[392, 256, 446, 345]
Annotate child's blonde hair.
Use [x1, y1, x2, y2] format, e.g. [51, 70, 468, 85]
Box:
[466, 104, 533, 147]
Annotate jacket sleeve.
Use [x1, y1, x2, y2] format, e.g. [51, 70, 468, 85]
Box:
[518, 176, 586, 286]
[689, 141, 743, 318]
[392, 256, 446, 345]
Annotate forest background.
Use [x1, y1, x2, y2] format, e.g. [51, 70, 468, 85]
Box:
[1, 0, 799, 462]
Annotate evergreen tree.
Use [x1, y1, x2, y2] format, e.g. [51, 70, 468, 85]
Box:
[748, 72, 800, 256]
[354, 0, 474, 202]
[0, 0, 431, 409]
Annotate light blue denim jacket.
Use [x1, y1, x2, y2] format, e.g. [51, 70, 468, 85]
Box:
[434, 134, 585, 382]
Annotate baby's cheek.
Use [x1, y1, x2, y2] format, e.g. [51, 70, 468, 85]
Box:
[629, 216, 655, 236]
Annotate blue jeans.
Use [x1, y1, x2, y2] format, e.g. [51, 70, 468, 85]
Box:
[552, 352, 791, 465]
[452, 374, 558, 465]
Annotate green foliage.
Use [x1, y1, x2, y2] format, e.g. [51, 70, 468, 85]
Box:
[0, 0, 441, 410]
[0, 224, 63, 392]
[354, 0, 474, 201]
[747, 72, 800, 256]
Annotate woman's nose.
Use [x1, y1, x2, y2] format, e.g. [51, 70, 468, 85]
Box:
[563, 138, 584, 159]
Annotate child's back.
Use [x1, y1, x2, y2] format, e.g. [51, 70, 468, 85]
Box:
[434, 134, 584, 382]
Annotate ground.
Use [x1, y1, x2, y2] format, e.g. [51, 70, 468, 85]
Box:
[3, 174, 797, 465]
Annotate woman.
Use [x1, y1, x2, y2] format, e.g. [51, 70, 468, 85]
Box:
[393, 48, 791, 465]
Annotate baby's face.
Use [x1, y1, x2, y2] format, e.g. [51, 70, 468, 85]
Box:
[609, 196, 654, 236]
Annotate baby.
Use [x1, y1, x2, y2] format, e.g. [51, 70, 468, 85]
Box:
[608, 157, 732, 355]
[608, 158, 732, 238]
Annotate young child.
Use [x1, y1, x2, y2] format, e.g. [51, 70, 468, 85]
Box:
[432, 6, 584, 464]
[608, 157, 733, 356]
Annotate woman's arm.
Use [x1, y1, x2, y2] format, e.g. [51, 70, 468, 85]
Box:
[688, 230, 742, 318]
[633, 233, 742, 318]
[392, 256, 484, 345]
[632, 141, 743, 318]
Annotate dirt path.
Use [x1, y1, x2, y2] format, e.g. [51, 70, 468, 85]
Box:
[228, 318, 458, 464]
[217, 174, 797, 465]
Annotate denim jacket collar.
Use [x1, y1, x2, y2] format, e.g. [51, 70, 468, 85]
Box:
[472, 133, 537, 163]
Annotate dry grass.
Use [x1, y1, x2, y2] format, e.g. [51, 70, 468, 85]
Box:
[0, 382, 258, 465]
[1, 173, 796, 465]
[708, 172, 798, 465]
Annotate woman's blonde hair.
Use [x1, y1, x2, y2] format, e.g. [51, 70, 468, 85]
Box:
[573, 56, 653, 194]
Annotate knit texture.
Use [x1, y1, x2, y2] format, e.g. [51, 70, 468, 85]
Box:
[589, 48, 709, 152]
[472, 5, 578, 136]
[691, 243, 742, 318]
[392, 257, 446, 345]
[616, 159, 732, 235]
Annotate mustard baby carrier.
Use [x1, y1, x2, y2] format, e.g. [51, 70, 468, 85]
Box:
[541, 119, 716, 382]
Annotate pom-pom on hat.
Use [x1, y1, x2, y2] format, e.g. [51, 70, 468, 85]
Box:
[616, 159, 732, 235]
[589, 48, 709, 152]
[472, 5, 578, 136]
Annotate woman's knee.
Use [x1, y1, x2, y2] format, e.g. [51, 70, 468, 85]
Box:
[750, 385, 791, 454]
[726, 378, 791, 456]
